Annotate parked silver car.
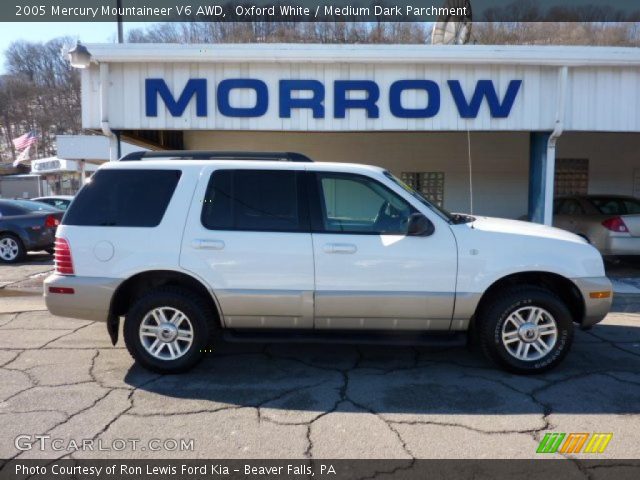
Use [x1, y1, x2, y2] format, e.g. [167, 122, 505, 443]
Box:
[553, 195, 640, 256]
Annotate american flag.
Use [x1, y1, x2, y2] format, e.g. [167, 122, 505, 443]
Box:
[12, 131, 38, 151]
[12, 145, 32, 167]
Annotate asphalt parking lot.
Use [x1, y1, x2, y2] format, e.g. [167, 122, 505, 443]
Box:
[1, 254, 640, 460]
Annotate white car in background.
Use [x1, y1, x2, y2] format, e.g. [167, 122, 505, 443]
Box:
[554, 195, 640, 257]
[44, 151, 612, 375]
[32, 195, 74, 211]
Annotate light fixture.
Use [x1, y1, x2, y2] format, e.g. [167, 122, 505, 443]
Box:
[67, 41, 91, 69]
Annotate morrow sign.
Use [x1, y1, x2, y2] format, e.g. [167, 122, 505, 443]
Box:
[145, 78, 523, 120]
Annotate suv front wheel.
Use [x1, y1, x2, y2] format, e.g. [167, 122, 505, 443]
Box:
[124, 287, 214, 373]
[477, 286, 574, 374]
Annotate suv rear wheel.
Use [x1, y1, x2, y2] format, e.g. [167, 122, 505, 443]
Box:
[124, 287, 214, 373]
[477, 286, 574, 374]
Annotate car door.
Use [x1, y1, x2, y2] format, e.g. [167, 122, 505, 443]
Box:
[180, 166, 315, 329]
[308, 171, 457, 331]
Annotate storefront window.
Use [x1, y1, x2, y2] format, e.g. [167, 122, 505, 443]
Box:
[43, 173, 82, 195]
[555, 159, 589, 196]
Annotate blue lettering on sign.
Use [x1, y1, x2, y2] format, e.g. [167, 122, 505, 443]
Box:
[334, 80, 380, 119]
[447, 80, 522, 118]
[144, 78, 522, 120]
[279, 80, 325, 118]
[145, 79, 207, 117]
[217, 79, 268, 117]
[389, 80, 440, 118]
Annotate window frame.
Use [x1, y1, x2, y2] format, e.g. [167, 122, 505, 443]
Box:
[200, 168, 310, 233]
[307, 171, 418, 236]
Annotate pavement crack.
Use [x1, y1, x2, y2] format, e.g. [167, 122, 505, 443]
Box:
[38, 321, 97, 349]
[128, 404, 241, 418]
[89, 374, 163, 441]
[585, 329, 640, 358]
[0, 313, 20, 328]
[256, 380, 328, 423]
[9, 387, 112, 461]
[0, 350, 22, 368]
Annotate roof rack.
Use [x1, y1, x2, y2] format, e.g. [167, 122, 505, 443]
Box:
[120, 151, 314, 162]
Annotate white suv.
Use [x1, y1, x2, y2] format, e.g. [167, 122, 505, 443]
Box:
[44, 151, 612, 374]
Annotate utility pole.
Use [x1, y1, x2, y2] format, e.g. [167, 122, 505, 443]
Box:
[116, 0, 123, 159]
[116, 0, 124, 43]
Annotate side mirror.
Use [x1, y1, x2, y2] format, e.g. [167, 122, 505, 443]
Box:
[407, 213, 434, 236]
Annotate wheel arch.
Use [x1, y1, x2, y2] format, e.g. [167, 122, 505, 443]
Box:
[0, 228, 27, 245]
[471, 271, 585, 328]
[109, 269, 224, 329]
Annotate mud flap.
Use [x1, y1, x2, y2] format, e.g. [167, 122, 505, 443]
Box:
[107, 314, 119, 345]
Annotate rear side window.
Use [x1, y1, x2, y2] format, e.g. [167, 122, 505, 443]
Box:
[589, 197, 640, 215]
[557, 199, 585, 215]
[201, 169, 303, 232]
[63, 169, 181, 227]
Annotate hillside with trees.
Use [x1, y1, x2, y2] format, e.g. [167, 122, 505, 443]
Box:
[0, 37, 81, 164]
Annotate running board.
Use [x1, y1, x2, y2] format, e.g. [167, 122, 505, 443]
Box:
[222, 329, 467, 347]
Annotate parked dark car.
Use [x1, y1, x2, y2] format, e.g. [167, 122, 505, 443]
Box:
[0, 199, 63, 263]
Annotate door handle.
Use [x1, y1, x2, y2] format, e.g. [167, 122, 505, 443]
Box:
[324, 243, 357, 254]
[192, 239, 225, 250]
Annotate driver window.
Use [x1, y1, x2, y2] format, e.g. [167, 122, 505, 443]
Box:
[317, 173, 415, 234]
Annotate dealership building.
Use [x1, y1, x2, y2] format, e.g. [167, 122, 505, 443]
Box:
[76, 43, 640, 224]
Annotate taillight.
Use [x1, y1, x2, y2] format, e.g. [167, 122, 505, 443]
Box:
[45, 215, 60, 228]
[54, 237, 74, 275]
[602, 217, 629, 233]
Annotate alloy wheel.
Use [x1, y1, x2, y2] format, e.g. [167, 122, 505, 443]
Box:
[0, 237, 20, 261]
[139, 307, 194, 361]
[501, 306, 558, 361]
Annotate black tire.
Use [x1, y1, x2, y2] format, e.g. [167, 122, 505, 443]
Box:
[477, 286, 574, 374]
[124, 286, 215, 373]
[0, 233, 26, 264]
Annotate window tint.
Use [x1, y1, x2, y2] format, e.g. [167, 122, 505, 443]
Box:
[316, 173, 414, 234]
[37, 199, 68, 210]
[50, 199, 70, 211]
[201, 170, 302, 232]
[557, 199, 585, 215]
[553, 199, 564, 215]
[63, 169, 181, 227]
[589, 197, 640, 215]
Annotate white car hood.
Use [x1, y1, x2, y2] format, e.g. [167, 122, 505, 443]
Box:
[467, 216, 587, 244]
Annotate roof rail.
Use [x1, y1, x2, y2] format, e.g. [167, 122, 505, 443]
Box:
[120, 151, 314, 162]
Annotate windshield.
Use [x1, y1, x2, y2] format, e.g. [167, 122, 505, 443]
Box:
[588, 197, 640, 215]
[383, 171, 455, 223]
[12, 199, 60, 212]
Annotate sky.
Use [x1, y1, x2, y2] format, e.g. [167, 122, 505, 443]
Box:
[0, 22, 156, 73]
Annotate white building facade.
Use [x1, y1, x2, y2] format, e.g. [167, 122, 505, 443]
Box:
[79, 44, 640, 222]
